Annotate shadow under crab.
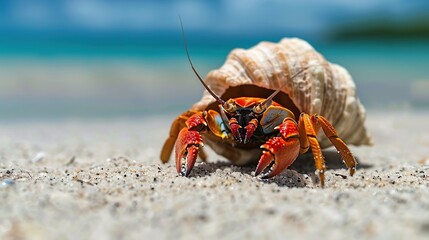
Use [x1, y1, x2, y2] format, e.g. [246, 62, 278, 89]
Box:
[186, 149, 372, 188]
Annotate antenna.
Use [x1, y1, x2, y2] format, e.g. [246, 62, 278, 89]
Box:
[260, 64, 325, 107]
[179, 16, 225, 105]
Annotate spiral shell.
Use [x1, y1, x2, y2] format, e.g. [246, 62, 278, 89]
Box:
[191, 38, 371, 147]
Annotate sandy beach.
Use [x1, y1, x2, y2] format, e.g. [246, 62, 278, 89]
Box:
[1, 1, 428, 240]
[1, 111, 429, 240]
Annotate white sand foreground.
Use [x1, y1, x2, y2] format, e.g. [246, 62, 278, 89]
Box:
[0, 111, 429, 240]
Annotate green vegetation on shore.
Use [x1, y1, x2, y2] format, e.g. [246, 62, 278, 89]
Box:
[331, 15, 429, 40]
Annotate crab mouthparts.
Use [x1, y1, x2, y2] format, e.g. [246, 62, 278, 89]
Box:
[230, 122, 257, 144]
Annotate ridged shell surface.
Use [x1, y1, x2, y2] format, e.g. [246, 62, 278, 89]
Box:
[192, 38, 371, 147]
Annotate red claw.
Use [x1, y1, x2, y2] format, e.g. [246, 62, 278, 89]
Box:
[183, 145, 198, 176]
[255, 119, 300, 179]
[255, 150, 274, 176]
[175, 128, 204, 176]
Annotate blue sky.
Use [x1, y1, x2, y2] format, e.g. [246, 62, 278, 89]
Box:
[0, 0, 428, 38]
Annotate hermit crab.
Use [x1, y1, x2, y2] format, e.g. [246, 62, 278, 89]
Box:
[161, 26, 371, 187]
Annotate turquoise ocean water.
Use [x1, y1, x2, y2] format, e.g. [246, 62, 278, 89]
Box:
[0, 37, 428, 120]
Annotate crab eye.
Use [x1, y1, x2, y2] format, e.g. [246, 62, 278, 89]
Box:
[253, 104, 265, 114]
[223, 100, 237, 113]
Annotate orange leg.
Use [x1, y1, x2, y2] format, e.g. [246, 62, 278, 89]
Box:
[255, 117, 300, 179]
[312, 115, 357, 176]
[298, 113, 327, 186]
[298, 113, 357, 187]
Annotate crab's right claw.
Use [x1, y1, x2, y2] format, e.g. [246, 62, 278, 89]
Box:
[175, 128, 204, 177]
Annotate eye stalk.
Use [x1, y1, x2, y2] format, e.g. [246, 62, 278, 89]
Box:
[253, 104, 265, 114]
[223, 99, 237, 113]
[253, 100, 272, 115]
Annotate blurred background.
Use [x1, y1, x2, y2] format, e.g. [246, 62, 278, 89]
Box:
[0, 0, 428, 120]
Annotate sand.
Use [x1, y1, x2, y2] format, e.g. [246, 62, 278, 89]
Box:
[0, 111, 429, 240]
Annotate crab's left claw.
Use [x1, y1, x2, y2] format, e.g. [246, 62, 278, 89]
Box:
[255, 118, 300, 179]
[175, 128, 204, 176]
[255, 137, 300, 178]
